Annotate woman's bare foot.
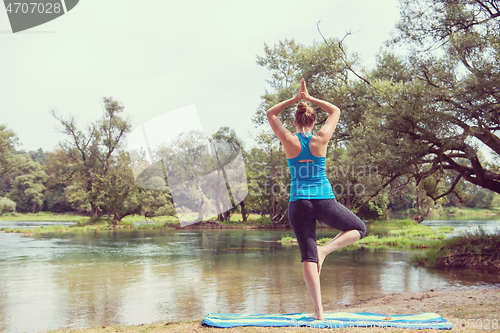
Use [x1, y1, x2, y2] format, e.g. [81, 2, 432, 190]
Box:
[311, 309, 324, 321]
[317, 246, 327, 275]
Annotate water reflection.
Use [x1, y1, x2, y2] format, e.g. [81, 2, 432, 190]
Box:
[0, 226, 499, 333]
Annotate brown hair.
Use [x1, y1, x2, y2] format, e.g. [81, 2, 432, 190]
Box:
[295, 102, 316, 133]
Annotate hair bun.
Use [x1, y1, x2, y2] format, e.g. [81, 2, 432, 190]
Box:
[297, 102, 308, 114]
[294, 101, 316, 130]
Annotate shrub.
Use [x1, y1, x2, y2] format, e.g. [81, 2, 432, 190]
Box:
[0, 197, 16, 214]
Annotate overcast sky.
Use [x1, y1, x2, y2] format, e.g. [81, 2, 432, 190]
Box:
[0, 0, 401, 153]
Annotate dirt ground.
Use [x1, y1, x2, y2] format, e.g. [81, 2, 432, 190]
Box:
[46, 288, 500, 333]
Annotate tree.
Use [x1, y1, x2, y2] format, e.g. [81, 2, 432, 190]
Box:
[210, 127, 247, 221]
[100, 150, 142, 223]
[244, 132, 290, 223]
[388, 0, 500, 194]
[152, 130, 216, 224]
[8, 154, 47, 213]
[16, 148, 50, 165]
[43, 149, 75, 212]
[141, 189, 175, 218]
[52, 97, 133, 222]
[0, 125, 19, 197]
[467, 187, 500, 209]
[0, 125, 48, 213]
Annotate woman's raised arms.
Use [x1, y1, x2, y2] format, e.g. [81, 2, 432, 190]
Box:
[266, 83, 302, 144]
[266, 79, 341, 148]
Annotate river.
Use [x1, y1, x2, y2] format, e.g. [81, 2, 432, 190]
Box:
[0, 218, 499, 333]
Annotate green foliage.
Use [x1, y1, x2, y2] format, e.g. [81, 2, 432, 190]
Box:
[357, 196, 390, 219]
[7, 154, 47, 213]
[141, 189, 175, 218]
[0, 125, 20, 197]
[15, 148, 50, 165]
[0, 197, 16, 214]
[467, 188, 500, 209]
[43, 150, 77, 212]
[0, 125, 18, 171]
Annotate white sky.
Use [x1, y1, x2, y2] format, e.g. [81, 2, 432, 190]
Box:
[0, 0, 401, 152]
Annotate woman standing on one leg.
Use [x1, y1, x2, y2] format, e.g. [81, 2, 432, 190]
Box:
[266, 79, 366, 320]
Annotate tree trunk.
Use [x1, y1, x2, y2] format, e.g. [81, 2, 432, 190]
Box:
[240, 201, 247, 221]
[90, 202, 103, 223]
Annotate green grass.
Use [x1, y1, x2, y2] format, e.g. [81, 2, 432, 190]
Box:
[277, 235, 298, 246]
[228, 213, 263, 221]
[0, 219, 138, 235]
[279, 219, 449, 250]
[0, 215, 173, 235]
[2, 224, 91, 235]
[366, 219, 421, 233]
[339, 235, 441, 249]
[120, 214, 179, 223]
[438, 226, 455, 233]
[221, 215, 272, 226]
[410, 227, 500, 268]
[0, 211, 83, 221]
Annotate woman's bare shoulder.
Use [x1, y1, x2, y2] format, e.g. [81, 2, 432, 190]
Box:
[309, 135, 328, 157]
[282, 133, 302, 159]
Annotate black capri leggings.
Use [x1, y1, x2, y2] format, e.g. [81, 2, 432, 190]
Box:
[288, 198, 367, 263]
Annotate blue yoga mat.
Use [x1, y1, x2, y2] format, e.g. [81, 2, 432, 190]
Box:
[202, 312, 453, 329]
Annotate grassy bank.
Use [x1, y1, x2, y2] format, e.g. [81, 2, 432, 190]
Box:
[392, 207, 500, 220]
[0, 212, 84, 222]
[280, 220, 451, 250]
[0, 213, 179, 235]
[442, 207, 500, 217]
[0, 213, 275, 235]
[412, 228, 500, 269]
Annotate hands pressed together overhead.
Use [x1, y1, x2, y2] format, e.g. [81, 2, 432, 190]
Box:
[294, 78, 311, 102]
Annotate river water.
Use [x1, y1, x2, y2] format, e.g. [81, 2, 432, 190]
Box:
[0, 219, 499, 333]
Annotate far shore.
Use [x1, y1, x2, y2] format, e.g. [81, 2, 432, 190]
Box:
[0, 207, 498, 225]
[43, 288, 499, 333]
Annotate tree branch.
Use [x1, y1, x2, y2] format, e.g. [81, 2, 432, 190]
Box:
[317, 22, 372, 87]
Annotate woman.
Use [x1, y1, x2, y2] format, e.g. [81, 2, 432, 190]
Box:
[266, 79, 366, 320]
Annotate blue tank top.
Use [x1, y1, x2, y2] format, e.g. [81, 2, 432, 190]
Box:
[287, 133, 335, 202]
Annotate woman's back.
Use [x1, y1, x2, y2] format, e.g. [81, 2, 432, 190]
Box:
[287, 133, 334, 202]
